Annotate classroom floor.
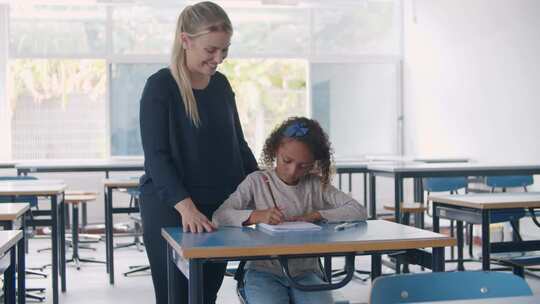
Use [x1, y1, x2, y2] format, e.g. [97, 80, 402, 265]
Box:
[19, 233, 540, 304]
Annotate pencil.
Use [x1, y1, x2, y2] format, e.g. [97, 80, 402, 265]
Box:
[261, 174, 279, 209]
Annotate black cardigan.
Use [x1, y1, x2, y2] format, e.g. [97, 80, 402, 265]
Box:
[139, 68, 258, 208]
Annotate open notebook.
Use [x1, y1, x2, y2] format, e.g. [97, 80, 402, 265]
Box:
[258, 221, 322, 233]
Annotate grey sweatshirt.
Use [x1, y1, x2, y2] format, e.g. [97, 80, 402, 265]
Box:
[212, 169, 367, 278]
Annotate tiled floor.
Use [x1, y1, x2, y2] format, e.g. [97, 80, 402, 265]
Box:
[19, 232, 540, 304]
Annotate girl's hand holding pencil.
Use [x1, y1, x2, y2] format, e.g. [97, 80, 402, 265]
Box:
[244, 174, 286, 225]
[245, 208, 285, 225]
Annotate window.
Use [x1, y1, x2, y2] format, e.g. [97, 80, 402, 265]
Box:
[9, 59, 107, 159]
[5, 0, 401, 160]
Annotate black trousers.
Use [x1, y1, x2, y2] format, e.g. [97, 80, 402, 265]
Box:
[140, 187, 226, 304]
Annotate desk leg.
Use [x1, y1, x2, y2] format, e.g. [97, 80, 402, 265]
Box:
[432, 202, 440, 233]
[51, 195, 59, 304]
[363, 172, 367, 209]
[107, 187, 115, 285]
[59, 194, 66, 292]
[432, 247, 445, 272]
[481, 210, 491, 271]
[413, 178, 419, 203]
[18, 216, 26, 304]
[370, 254, 381, 281]
[394, 175, 403, 221]
[167, 245, 179, 304]
[189, 259, 204, 304]
[4, 246, 16, 304]
[104, 186, 110, 274]
[456, 220, 464, 271]
[348, 173, 352, 193]
[369, 173, 376, 220]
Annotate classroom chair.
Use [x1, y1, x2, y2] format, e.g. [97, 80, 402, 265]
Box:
[233, 258, 352, 304]
[64, 192, 106, 270]
[118, 186, 150, 277]
[115, 187, 144, 251]
[369, 271, 532, 304]
[486, 175, 534, 192]
[424, 177, 468, 261]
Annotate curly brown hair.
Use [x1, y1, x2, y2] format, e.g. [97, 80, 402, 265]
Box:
[261, 117, 334, 187]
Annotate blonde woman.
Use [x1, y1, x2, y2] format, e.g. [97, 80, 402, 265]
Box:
[139, 2, 258, 303]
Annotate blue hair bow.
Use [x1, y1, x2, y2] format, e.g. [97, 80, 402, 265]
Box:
[283, 122, 309, 137]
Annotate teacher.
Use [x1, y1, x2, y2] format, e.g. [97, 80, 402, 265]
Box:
[138, 1, 258, 303]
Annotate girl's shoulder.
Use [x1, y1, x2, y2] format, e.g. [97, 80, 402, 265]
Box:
[246, 170, 267, 182]
[303, 173, 323, 185]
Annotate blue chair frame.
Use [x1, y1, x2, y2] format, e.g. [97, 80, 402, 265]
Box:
[370, 271, 532, 303]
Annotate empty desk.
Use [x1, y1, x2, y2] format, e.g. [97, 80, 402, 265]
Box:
[0, 180, 66, 304]
[430, 192, 540, 271]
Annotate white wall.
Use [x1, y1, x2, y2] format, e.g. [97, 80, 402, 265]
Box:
[403, 0, 540, 162]
[0, 5, 11, 160]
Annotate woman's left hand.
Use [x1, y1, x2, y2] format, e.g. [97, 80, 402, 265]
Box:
[289, 211, 322, 223]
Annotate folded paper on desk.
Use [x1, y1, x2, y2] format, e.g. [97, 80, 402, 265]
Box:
[258, 221, 322, 233]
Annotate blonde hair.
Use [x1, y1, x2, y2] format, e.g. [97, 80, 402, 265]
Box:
[170, 1, 233, 127]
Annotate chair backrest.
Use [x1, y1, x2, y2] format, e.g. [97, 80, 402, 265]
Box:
[369, 271, 532, 304]
[0, 175, 39, 207]
[486, 175, 534, 189]
[423, 177, 468, 193]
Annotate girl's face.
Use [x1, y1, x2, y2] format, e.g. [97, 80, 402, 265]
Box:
[275, 139, 315, 185]
[183, 31, 231, 78]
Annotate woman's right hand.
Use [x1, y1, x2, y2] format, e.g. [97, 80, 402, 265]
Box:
[175, 198, 216, 233]
[245, 207, 285, 225]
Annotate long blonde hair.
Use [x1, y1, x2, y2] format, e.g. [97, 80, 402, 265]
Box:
[170, 1, 233, 127]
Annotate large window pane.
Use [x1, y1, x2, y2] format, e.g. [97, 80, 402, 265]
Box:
[9, 59, 107, 159]
[229, 8, 310, 57]
[112, 6, 178, 55]
[110, 63, 164, 156]
[9, 5, 106, 57]
[311, 62, 399, 158]
[313, 1, 399, 55]
[221, 59, 307, 157]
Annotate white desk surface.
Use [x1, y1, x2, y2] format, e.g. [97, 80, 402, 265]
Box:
[0, 203, 30, 221]
[368, 161, 540, 172]
[15, 157, 144, 170]
[0, 180, 66, 195]
[0, 230, 23, 255]
[429, 192, 540, 210]
[162, 220, 455, 259]
[103, 177, 140, 188]
[409, 295, 540, 304]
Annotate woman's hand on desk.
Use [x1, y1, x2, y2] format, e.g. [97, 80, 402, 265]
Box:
[244, 208, 285, 225]
[289, 211, 322, 223]
[175, 198, 216, 233]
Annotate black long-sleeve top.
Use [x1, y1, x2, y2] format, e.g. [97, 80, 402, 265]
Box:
[139, 68, 258, 209]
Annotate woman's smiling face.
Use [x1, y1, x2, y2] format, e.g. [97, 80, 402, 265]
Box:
[183, 31, 231, 78]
